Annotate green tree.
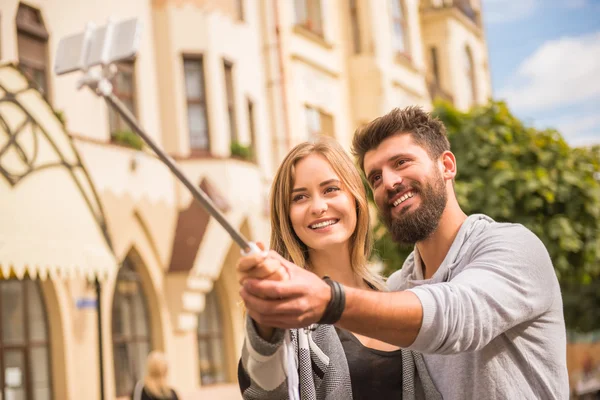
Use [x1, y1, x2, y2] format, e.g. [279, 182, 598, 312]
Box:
[371, 101, 600, 332]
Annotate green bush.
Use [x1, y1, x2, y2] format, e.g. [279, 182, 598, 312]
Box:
[231, 140, 253, 161]
[112, 130, 144, 150]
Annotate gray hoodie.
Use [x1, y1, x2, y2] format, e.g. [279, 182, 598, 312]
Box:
[388, 214, 569, 399]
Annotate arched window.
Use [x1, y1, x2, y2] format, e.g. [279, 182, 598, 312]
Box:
[464, 46, 477, 107]
[1, 279, 52, 400]
[198, 289, 228, 385]
[16, 3, 49, 99]
[112, 258, 151, 397]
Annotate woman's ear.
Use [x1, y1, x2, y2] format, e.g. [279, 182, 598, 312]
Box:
[440, 151, 457, 181]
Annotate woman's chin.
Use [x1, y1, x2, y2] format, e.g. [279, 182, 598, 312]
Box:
[307, 237, 350, 252]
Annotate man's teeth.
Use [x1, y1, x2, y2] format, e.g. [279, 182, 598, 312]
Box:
[393, 192, 414, 207]
[310, 220, 337, 229]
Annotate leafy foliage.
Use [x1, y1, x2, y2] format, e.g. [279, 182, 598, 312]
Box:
[231, 140, 254, 161]
[370, 101, 600, 331]
[112, 130, 144, 150]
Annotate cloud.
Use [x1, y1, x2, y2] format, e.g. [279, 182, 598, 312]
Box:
[497, 32, 600, 112]
[482, 0, 593, 23]
[483, 0, 538, 23]
[564, 0, 588, 8]
[537, 113, 600, 146]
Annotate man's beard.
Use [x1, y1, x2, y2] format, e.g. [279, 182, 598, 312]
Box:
[380, 169, 448, 245]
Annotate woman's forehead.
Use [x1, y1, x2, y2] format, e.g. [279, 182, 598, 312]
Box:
[293, 154, 340, 185]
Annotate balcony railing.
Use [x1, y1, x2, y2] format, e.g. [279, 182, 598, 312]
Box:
[422, 0, 480, 26]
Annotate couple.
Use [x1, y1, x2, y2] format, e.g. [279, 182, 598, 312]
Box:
[237, 107, 569, 399]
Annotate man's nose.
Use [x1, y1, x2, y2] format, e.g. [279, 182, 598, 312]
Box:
[382, 169, 402, 193]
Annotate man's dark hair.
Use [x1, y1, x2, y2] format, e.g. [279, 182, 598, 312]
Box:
[352, 106, 450, 172]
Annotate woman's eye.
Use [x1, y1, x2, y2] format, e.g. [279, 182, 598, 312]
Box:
[292, 194, 306, 202]
[324, 186, 340, 194]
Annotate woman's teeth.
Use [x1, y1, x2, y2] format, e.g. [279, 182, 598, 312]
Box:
[393, 191, 414, 207]
[310, 220, 338, 229]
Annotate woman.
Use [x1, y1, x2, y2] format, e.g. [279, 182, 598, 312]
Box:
[132, 351, 179, 400]
[237, 138, 440, 400]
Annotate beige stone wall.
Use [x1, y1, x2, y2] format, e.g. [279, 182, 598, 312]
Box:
[420, 5, 492, 110]
[152, 1, 274, 176]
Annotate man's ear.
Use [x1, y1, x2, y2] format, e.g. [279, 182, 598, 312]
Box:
[440, 151, 457, 181]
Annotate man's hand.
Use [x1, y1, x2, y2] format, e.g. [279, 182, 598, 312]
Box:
[240, 254, 331, 329]
[238, 249, 423, 347]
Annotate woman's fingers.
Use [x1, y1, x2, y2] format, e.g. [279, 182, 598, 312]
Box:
[237, 258, 289, 284]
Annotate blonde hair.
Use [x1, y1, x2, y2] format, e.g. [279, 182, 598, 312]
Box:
[270, 137, 385, 290]
[144, 351, 172, 399]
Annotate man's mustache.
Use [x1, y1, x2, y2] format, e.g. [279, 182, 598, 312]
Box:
[385, 183, 420, 204]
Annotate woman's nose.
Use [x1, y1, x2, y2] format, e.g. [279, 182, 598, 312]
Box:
[310, 197, 328, 215]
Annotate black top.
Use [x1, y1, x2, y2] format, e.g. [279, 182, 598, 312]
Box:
[336, 328, 403, 400]
[131, 387, 179, 400]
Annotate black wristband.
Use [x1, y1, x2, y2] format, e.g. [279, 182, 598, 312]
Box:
[318, 276, 346, 325]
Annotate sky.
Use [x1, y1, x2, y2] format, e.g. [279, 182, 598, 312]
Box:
[482, 0, 600, 147]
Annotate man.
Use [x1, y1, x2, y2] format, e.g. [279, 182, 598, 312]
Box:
[239, 106, 569, 399]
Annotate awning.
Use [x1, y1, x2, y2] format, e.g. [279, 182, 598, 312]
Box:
[0, 63, 117, 280]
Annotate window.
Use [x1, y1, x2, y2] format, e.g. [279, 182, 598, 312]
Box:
[349, 0, 361, 54]
[455, 0, 478, 24]
[430, 47, 440, 84]
[294, 0, 323, 36]
[16, 3, 49, 99]
[236, 0, 244, 21]
[305, 106, 334, 140]
[183, 57, 210, 152]
[390, 0, 409, 55]
[464, 46, 477, 107]
[247, 99, 257, 162]
[223, 60, 237, 143]
[1, 279, 52, 400]
[108, 61, 137, 137]
[198, 290, 228, 385]
[112, 259, 151, 397]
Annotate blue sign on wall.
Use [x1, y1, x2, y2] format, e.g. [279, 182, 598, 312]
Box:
[75, 298, 98, 309]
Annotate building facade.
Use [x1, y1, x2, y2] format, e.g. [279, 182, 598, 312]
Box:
[0, 1, 490, 399]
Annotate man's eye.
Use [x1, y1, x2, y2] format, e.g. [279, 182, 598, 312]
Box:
[371, 175, 381, 185]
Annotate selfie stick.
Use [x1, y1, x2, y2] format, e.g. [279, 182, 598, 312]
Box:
[54, 18, 297, 400]
[54, 18, 259, 254]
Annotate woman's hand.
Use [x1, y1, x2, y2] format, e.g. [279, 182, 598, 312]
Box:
[237, 242, 289, 340]
[237, 242, 289, 286]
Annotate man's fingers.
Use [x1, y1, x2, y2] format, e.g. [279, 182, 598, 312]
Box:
[240, 287, 299, 314]
[243, 278, 307, 299]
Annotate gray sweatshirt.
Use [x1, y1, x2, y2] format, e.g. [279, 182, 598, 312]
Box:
[388, 214, 569, 399]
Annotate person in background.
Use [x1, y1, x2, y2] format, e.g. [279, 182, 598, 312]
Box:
[132, 351, 180, 400]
